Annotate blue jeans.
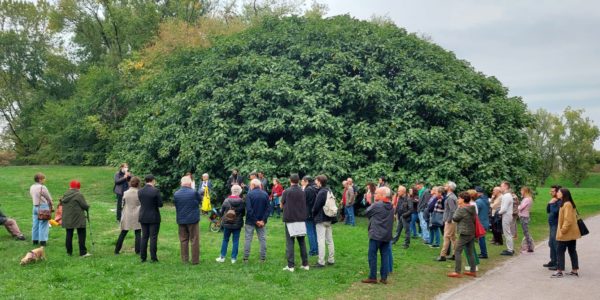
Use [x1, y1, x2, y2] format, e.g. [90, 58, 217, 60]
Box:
[410, 212, 419, 237]
[549, 224, 558, 265]
[387, 243, 393, 273]
[429, 226, 441, 246]
[418, 211, 430, 242]
[220, 228, 241, 259]
[478, 235, 488, 257]
[344, 206, 355, 226]
[270, 198, 281, 217]
[306, 219, 318, 255]
[368, 239, 390, 280]
[32, 205, 50, 242]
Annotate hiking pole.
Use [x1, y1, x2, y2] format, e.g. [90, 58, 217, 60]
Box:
[86, 210, 95, 253]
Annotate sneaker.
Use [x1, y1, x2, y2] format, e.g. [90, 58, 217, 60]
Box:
[448, 255, 456, 261]
[231, 259, 237, 264]
[215, 257, 225, 263]
[435, 256, 446, 262]
[550, 272, 563, 278]
[548, 266, 558, 271]
[16, 235, 26, 241]
[478, 254, 488, 259]
[312, 263, 325, 268]
[300, 265, 310, 271]
[543, 262, 556, 268]
[500, 250, 514, 256]
[283, 266, 295, 272]
[567, 271, 579, 277]
[81, 253, 92, 258]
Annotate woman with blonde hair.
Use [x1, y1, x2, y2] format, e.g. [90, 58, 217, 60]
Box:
[519, 186, 535, 253]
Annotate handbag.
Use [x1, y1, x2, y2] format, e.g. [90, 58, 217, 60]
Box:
[576, 210, 589, 236]
[37, 186, 52, 221]
[201, 186, 212, 212]
[474, 214, 486, 238]
[431, 211, 443, 227]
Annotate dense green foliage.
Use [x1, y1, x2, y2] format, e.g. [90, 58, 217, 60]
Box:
[109, 16, 535, 197]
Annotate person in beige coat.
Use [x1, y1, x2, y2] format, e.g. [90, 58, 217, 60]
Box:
[115, 177, 142, 254]
[551, 188, 581, 278]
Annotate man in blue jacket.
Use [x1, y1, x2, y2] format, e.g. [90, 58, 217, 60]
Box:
[474, 186, 490, 259]
[243, 178, 271, 263]
[544, 185, 562, 270]
[174, 176, 201, 265]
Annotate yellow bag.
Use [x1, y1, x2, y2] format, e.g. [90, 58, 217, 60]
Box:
[201, 186, 212, 212]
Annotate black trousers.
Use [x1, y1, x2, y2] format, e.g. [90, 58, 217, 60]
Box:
[285, 225, 308, 268]
[392, 216, 411, 245]
[557, 240, 579, 271]
[116, 194, 123, 221]
[66, 228, 87, 256]
[141, 223, 160, 261]
[115, 229, 141, 254]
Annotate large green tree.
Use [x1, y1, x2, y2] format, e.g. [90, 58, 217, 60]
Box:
[110, 16, 536, 199]
[526, 108, 564, 185]
[559, 107, 599, 187]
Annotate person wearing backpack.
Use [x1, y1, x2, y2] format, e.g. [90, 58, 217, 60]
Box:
[311, 174, 336, 268]
[281, 174, 309, 272]
[216, 185, 245, 264]
[173, 176, 201, 265]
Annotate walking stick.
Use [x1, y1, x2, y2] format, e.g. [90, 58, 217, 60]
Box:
[86, 210, 95, 253]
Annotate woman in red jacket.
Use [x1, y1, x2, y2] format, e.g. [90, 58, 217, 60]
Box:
[270, 178, 284, 218]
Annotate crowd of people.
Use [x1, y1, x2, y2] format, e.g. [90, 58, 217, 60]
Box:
[0, 166, 584, 283]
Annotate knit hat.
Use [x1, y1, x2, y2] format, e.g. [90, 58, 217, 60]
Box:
[70, 180, 81, 189]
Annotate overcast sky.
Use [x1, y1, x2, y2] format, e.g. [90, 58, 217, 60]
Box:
[323, 0, 600, 147]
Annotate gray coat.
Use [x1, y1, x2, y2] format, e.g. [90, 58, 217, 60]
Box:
[443, 192, 458, 223]
[417, 188, 431, 212]
[120, 188, 141, 230]
[365, 201, 394, 242]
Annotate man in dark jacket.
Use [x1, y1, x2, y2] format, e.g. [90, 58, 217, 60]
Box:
[138, 175, 163, 263]
[362, 186, 394, 284]
[392, 186, 411, 248]
[312, 175, 335, 268]
[544, 185, 562, 270]
[114, 163, 131, 221]
[174, 176, 201, 265]
[243, 179, 270, 262]
[281, 174, 309, 271]
[226, 169, 243, 189]
[61, 180, 90, 257]
[302, 176, 318, 256]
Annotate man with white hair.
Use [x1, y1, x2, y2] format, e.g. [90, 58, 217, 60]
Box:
[361, 186, 394, 284]
[243, 178, 271, 263]
[437, 181, 458, 262]
[174, 175, 201, 264]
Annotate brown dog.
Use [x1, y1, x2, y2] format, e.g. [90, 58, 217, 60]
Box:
[20, 247, 46, 266]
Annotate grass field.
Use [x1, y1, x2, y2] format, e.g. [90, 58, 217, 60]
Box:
[1, 166, 598, 300]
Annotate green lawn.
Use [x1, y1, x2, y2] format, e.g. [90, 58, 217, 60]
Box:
[1, 166, 598, 299]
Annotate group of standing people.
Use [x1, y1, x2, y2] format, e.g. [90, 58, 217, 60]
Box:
[12, 166, 583, 285]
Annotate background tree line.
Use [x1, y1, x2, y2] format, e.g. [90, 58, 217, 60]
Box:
[1, 0, 597, 199]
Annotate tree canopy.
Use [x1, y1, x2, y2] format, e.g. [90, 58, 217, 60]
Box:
[109, 15, 535, 198]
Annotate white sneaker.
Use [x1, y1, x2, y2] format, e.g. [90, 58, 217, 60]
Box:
[300, 265, 310, 271]
[81, 253, 92, 258]
[215, 257, 225, 263]
[283, 266, 295, 272]
[231, 259, 237, 264]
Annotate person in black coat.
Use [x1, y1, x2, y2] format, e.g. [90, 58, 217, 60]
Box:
[281, 174, 309, 271]
[226, 169, 244, 189]
[311, 175, 335, 268]
[138, 175, 163, 263]
[114, 163, 132, 221]
[302, 176, 318, 256]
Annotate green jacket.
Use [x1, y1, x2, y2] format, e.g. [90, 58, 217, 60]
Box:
[61, 189, 89, 229]
[452, 205, 476, 236]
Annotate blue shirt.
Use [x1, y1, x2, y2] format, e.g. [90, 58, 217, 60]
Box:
[547, 199, 562, 226]
[245, 188, 270, 225]
[173, 187, 200, 225]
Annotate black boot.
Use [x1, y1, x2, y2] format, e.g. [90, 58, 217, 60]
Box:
[40, 241, 47, 246]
